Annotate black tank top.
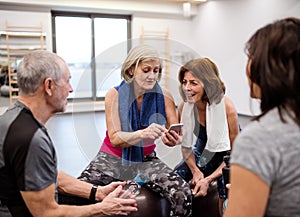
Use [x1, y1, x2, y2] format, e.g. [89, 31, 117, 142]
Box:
[193, 121, 229, 177]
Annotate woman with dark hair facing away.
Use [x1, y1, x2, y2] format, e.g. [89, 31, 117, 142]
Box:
[79, 44, 192, 217]
[174, 57, 240, 215]
[224, 17, 300, 217]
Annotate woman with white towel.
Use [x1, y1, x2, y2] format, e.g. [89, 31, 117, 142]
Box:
[174, 57, 240, 214]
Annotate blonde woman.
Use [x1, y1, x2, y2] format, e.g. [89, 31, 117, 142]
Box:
[79, 44, 192, 217]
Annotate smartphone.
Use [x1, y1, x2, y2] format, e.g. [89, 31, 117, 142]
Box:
[168, 123, 184, 133]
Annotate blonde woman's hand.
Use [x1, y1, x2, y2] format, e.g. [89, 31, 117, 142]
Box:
[141, 123, 165, 140]
[162, 130, 183, 147]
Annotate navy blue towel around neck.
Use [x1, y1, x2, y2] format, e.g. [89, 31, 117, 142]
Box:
[116, 80, 166, 166]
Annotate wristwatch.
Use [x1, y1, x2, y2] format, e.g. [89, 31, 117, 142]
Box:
[89, 184, 98, 202]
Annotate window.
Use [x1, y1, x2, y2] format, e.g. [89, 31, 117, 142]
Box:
[94, 17, 128, 97]
[52, 12, 131, 100]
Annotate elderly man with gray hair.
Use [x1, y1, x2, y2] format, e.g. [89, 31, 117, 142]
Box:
[0, 50, 137, 217]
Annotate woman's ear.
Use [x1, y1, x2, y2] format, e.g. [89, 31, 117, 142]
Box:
[129, 68, 134, 76]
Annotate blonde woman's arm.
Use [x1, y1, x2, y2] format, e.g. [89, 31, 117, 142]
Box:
[105, 88, 166, 148]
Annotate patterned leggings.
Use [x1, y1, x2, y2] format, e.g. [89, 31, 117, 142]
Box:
[78, 151, 192, 217]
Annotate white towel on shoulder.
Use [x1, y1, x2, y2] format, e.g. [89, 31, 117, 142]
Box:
[180, 97, 230, 152]
[181, 102, 196, 148]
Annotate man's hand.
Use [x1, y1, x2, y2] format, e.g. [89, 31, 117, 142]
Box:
[96, 181, 126, 201]
[96, 185, 138, 216]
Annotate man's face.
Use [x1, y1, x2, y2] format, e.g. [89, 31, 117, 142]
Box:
[49, 64, 73, 113]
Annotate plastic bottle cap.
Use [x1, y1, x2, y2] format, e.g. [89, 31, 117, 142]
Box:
[134, 173, 147, 186]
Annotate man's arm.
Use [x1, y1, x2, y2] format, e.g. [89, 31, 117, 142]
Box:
[57, 171, 94, 199]
[57, 171, 126, 201]
[21, 181, 137, 217]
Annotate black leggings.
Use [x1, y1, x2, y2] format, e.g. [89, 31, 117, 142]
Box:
[78, 151, 193, 217]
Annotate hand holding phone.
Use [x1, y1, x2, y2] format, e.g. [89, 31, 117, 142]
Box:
[168, 123, 184, 133]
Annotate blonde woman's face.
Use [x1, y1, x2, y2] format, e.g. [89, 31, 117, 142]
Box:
[132, 59, 160, 91]
[182, 71, 204, 104]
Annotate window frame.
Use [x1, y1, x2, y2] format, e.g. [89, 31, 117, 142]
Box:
[51, 11, 132, 101]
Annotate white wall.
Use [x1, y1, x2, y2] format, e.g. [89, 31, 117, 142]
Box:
[0, 10, 52, 51]
[192, 0, 300, 115]
[132, 16, 196, 106]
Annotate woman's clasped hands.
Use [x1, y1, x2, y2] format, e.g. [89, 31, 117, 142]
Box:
[190, 170, 210, 197]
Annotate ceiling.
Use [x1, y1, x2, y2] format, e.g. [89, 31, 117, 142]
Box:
[112, 0, 207, 4]
[0, 0, 205, 17]
[138, 0, 205, 1]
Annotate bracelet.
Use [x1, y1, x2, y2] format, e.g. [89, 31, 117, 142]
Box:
[89, 184, 98, 202]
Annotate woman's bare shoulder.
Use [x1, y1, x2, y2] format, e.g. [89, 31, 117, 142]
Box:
[224, 96, 237, 115]
[105, 87, 118, 98]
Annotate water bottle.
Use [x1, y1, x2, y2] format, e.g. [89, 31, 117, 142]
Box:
[120, 173, 147, 198]
[222, 155, 230, 198]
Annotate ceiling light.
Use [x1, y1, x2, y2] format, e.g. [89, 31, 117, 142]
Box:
[183, 2, 191, 17]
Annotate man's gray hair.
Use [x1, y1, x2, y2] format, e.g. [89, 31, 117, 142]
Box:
[17, 50, 66, 95]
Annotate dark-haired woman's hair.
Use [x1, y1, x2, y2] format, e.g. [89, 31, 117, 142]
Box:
[178, 57, 225, 105]
[245, 17, 300, 125]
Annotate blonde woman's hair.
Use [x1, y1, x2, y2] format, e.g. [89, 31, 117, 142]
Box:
[121, 44, 162, 82]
